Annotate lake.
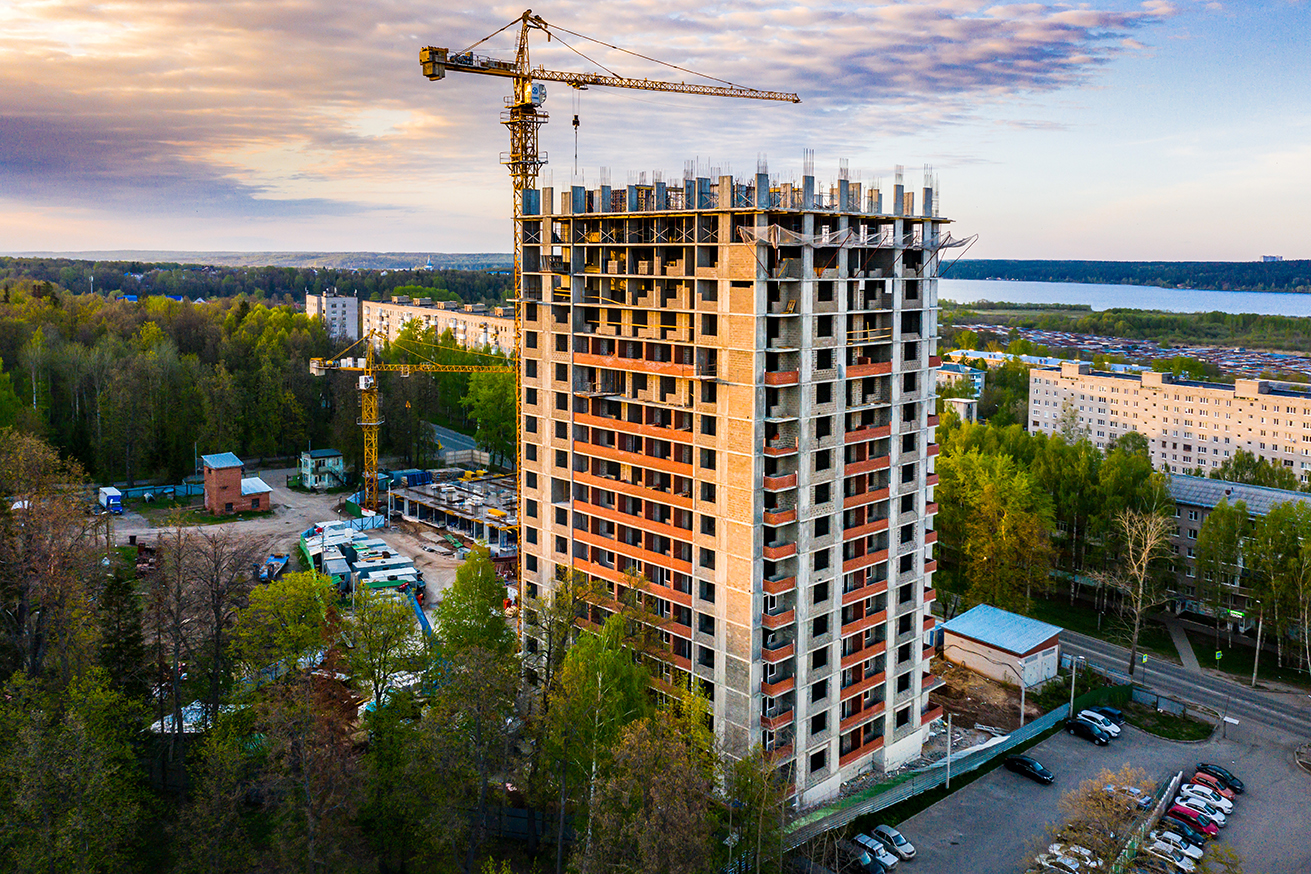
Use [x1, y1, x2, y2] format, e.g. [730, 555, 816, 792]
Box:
[938, 278, 1311, 317]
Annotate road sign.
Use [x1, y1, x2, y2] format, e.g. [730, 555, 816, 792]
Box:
[1215, 650, 1223, 661]
[1141, 654, 1148, 664]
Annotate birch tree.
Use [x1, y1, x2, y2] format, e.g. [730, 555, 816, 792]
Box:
[1098, 509, 1175, 678]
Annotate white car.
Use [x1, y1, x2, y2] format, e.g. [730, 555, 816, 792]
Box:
[1178, 783, 1234, 813]
[1149, 831, 1203, 861]
[1173, 794, 1227, 826]
[1077, 710, 1121, 737]
[1144, 841, 1197, 872]
[852, 833, 899, 870]
[1050, 843, 1102, 868]
[1035, 852, 1081, 873]
[872, 824, 916, 860]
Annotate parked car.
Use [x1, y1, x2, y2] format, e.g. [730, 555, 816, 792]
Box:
[837, 839, 884, 874]
[1178, 783, 1233, 813]
[1034, 852, 1082, 873]
[1005, 754, 1055, 785]
[1089, 705, 1125, 725]
[1148, 830, 1204, 861]
[1189, 772, 1235, 800]
[1172, 795, 1227, 826]
[1077, 710, 1122, 737]
[1165, 804, 1220, 836]
[871, 825, 916, 861]
[1049, 843, 1102, 868]
[851, 834, 898, 870]
[1105, 784, 1154, 810]
[1159, 812, 1212, 846]
[1143, 841, 1196, 873]
[1066, 718, 1111, 745]
[1195, 763, 1245, 794]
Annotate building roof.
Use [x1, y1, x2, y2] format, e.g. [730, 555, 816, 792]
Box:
[940, 604, 1062, 655]
[938, 362, 983, 375]
[1169, 474, 1311, 517]
[304, 448, 342, 459]
[240, 476, 272, 496]
[201, 452, 243, 470]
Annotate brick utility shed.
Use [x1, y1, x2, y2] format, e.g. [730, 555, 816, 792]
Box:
[202, 452, 272, 515]
[939, 604, 1061, 688]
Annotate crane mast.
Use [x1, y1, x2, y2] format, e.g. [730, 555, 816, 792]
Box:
[415, 8, 798, 628]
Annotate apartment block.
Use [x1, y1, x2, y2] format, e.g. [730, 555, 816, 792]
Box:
[360, 297, 515, 354]
[1030, 361, 1311, 480]
[1167, 474, 1311, 626]
[306, 289, 360, 341]
[517, 164, 946, 803]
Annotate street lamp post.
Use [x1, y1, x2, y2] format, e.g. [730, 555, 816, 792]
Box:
[1069, 655, 1086, 715]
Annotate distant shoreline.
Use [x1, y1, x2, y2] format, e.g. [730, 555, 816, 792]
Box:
[947, 259, 1309, 295]
[3, 250, 516, 271]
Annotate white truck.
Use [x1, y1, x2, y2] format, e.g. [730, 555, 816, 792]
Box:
[98, 486, 124, 515]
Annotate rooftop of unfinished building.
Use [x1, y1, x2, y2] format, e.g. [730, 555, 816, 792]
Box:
[525, 162, 944, 220]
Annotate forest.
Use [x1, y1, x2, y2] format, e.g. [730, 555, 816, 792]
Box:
[0, 257, 513, 307]
[948, 259, 1311, 293]
[0, 431, 786, 873]
[0, 277, 514, 487]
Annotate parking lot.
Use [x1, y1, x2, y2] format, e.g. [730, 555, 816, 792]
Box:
[887, 716, 1311, 874]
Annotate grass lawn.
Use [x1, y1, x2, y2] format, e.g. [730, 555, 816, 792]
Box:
[140, 506, 276, 526]
[1025, 596, 1179, 662]
[1185, 630, 1311, 690]
[1123, 701, 1213, 742]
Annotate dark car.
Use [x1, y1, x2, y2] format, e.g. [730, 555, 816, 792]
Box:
[1090, 705, 1125, 726]
[1160, 811, 1212, 845]
[1196, 763, 1244, 794]
[1066, 718, 1110, 745]
[1004, 754, 1055, 784]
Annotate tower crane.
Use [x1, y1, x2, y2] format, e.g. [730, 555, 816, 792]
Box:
[401, 10, 797, 611]
[310, 331, 513, 514]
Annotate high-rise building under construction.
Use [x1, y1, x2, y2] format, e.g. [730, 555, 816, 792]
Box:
[517, 161, 946, 803]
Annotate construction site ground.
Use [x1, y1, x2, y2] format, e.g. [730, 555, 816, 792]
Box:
[113, 466, 466, 600]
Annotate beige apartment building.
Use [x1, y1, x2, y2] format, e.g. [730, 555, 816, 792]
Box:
[360, 297, 515, 354]
[1030, 361, 1311, 480]
[517, 165, 947, 802]
[306, 289, 360, 341]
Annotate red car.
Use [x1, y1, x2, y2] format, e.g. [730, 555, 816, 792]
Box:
[1191, 772, 1235, 800]
[1166, 804, 1220, 837]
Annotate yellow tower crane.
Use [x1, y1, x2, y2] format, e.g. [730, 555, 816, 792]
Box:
[415, 9, 799, 613]
[310, 331, 513, 514]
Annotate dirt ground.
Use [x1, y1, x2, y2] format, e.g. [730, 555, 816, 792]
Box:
[928, 657, 1041, 735]
[112, 467, 466, 602]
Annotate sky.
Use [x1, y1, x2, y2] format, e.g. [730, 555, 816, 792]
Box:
[1, 1, 1308, 260]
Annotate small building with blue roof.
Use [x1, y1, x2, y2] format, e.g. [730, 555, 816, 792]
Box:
[202, 452, 273, 515]
[939, 604, 1062, 688]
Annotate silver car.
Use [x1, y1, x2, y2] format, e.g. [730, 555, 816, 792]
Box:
[873, 824, 916, 860]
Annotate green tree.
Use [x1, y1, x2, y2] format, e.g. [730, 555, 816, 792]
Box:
[1210, 449, 1301, 491]
[1195, 498, 1250, 644]
[234, 570, 334, 681]
[436, 547, 515, 657]
[722, 745, 790, 874]
[0, 357, 20, 429]
[343, 586, 422, 711]
[0, 671, 143, 874]
[547, 614, 650, 859]
[1098, 509, 1176, 678]
[461, 370, 515, 467]
[172, 717, 259, 874]
[97, 565, 148, 703]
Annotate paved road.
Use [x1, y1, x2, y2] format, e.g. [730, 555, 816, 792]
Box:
[1062, 630, 1311, 740]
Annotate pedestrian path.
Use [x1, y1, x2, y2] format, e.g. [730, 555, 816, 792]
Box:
[1163, 618, 1201, 671]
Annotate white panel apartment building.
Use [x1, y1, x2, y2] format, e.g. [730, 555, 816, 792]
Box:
[360, 296, 515, 355]
[1030, 361, 1311, 480]
[306, 290, 360, 341]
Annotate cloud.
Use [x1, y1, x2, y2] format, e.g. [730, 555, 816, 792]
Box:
[0, 1, 1179, 243]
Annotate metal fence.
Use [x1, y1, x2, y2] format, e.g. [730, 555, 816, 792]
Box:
[784, 704, 1071, 849]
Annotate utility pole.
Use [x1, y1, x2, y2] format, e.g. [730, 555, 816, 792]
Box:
[945, 712, 952, 789]
[1250, 602, 1265, 688]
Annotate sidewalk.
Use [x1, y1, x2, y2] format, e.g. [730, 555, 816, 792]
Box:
[1162, 618, 1201, 671]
